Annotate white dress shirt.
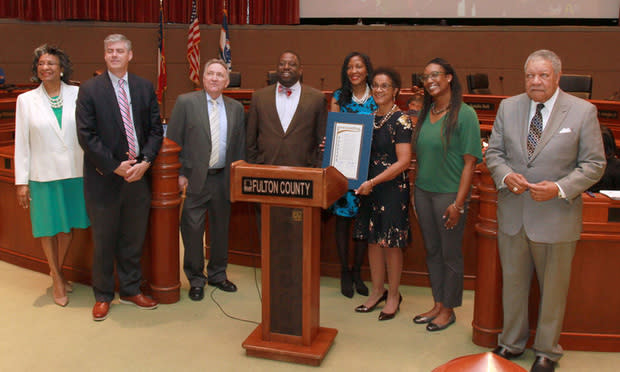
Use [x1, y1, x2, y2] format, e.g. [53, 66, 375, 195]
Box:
[275, 81, 301, 133]
[206, 92, 228, 169]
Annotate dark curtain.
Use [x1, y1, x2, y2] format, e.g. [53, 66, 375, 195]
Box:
[0, 0, 299, 24]
[249, 0, 299, 25]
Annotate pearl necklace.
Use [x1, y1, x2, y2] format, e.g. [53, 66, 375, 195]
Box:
[373, 104, 398, 129]
[431, 102, 449, 115]
[43, 85, 63, 109]
[352, 85, 370, 105]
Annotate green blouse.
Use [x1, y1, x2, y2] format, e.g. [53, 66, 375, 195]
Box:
[415, 102, 483, 193]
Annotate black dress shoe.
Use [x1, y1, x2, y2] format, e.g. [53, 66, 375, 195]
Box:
[413, 314, 437, 324]
[189, 286, 204, 301]
[530, 356, 555, 372]
[378, 294, 402, 321]
[208, 279, 237, 292]
[355, 290, 387, 313]
[492, 346, 524, 360]
[426, 313, 456, 332]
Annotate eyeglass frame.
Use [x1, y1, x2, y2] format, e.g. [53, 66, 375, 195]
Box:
[419, 71, 447, 83]
[371, 83, 393, 91]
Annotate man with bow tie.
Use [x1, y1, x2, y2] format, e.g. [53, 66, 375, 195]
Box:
[246, 50, 327, 167]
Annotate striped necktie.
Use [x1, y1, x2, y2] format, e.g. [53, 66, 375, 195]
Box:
[527, 103, 544, 159]
[209, 98, 220, 168]
[118, 79, 137, 160]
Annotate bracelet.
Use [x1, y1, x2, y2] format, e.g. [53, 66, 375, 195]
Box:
[370, 179, 375, 188]
[452, 202, 465, 214]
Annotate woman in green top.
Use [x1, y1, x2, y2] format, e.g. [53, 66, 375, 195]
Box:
[412, 58, 482, 332]
[14, 45, 90, 307]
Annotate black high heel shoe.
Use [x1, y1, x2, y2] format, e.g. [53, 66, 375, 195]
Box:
[378, 293, 402, 321]
[354, 290, 387, 313]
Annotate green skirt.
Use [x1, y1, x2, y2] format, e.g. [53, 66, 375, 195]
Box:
[29, 178, 90, 238]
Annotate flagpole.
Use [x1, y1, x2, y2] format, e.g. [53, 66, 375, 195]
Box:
[160, 0, 166, 121]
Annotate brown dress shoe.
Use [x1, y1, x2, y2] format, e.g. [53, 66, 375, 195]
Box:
[120, 293, 158, 309]
[92, 302, 110, 321]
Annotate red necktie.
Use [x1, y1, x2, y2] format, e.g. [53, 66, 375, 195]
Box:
[278, 85, 292, 97]
[118, 79, 137, 160]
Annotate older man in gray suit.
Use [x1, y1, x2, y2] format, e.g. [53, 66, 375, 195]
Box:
[167, 59, 245, 300]
[485, 50, 605, 372]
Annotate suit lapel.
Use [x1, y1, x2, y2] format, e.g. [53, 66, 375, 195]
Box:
[284, 85, 304, 136]
[197, 91, 212, 147]
[530, 91, 569, 161]
[34, 85, 64, 143]
[102, 73, 125, 132]
[223, 96, 234, 153]
[127, 74, 144, 141]
[266, 85, 285, 136]
[516, 95, 530, 162]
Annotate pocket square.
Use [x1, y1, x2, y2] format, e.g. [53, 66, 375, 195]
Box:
[559, 128, 572, 134]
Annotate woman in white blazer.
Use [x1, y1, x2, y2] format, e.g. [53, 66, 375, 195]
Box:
[14, 45, 90, 307]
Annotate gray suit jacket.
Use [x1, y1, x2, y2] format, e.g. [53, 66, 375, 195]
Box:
[166, 90, 245, 197]
[246, 84, 327, 167]
[485, 90, 605, 243]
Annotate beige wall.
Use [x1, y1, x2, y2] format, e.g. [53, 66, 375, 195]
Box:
[1, 20, 619, 117]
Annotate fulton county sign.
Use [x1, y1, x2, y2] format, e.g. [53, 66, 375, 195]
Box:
[242, 177, 313, 199]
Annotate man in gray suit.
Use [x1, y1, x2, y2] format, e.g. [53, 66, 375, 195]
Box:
[167, 59, 245, 300]
[246, 50, 326, 167]
[485, 49, 605, 372]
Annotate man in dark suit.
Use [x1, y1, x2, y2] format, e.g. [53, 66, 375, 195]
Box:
[246, 50, 327, 167]
[76, 34, 163, 321]
[167, 59, 245, 299]
[485, 49, 605, 372]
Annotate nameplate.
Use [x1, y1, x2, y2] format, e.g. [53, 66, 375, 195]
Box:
[598, 110, 618, 120]
[468, 102, 495, 111]
[242, 177, 313, 199]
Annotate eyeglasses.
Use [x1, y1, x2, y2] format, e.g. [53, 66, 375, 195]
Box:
[38, 61, 59, 67]
[371, 83, 392, 91]
[420, 71, 446, 82]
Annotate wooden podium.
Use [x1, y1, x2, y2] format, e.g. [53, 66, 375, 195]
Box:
[230, 160, 348, 366]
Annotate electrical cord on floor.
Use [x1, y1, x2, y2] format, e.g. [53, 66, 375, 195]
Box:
[254, 266, 262, 302]
[208, 266, 262, 325]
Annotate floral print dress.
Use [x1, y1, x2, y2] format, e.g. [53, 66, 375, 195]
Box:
[354, 110, 412, 248]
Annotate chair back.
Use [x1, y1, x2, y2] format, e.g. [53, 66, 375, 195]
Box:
[466, 73, 491, 95]
[267, 71, 278, 85]
[412, 73, 423, 89]
[559, 74, 592, 99]
[228, 71, 241, 88]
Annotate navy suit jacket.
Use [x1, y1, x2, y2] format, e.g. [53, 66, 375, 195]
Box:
[76, 72, 163, 205]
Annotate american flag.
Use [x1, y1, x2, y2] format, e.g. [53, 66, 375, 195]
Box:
[219, 9, 231, 71]
[187, 0, 200, 86]
[156, 0, 167, 104]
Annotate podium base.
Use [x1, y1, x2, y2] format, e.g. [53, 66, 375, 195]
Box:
[242, 324, 338, 366]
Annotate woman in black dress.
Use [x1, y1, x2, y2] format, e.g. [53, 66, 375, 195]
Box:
[353, 67, 412, 320]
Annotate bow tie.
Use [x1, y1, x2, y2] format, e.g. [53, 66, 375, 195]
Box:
[278, 85, 293, 97]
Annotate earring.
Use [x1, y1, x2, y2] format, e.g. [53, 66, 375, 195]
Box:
[60, 72, 64, 77]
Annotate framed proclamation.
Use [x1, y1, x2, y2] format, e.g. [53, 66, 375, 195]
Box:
[322, 112, 373, 190]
